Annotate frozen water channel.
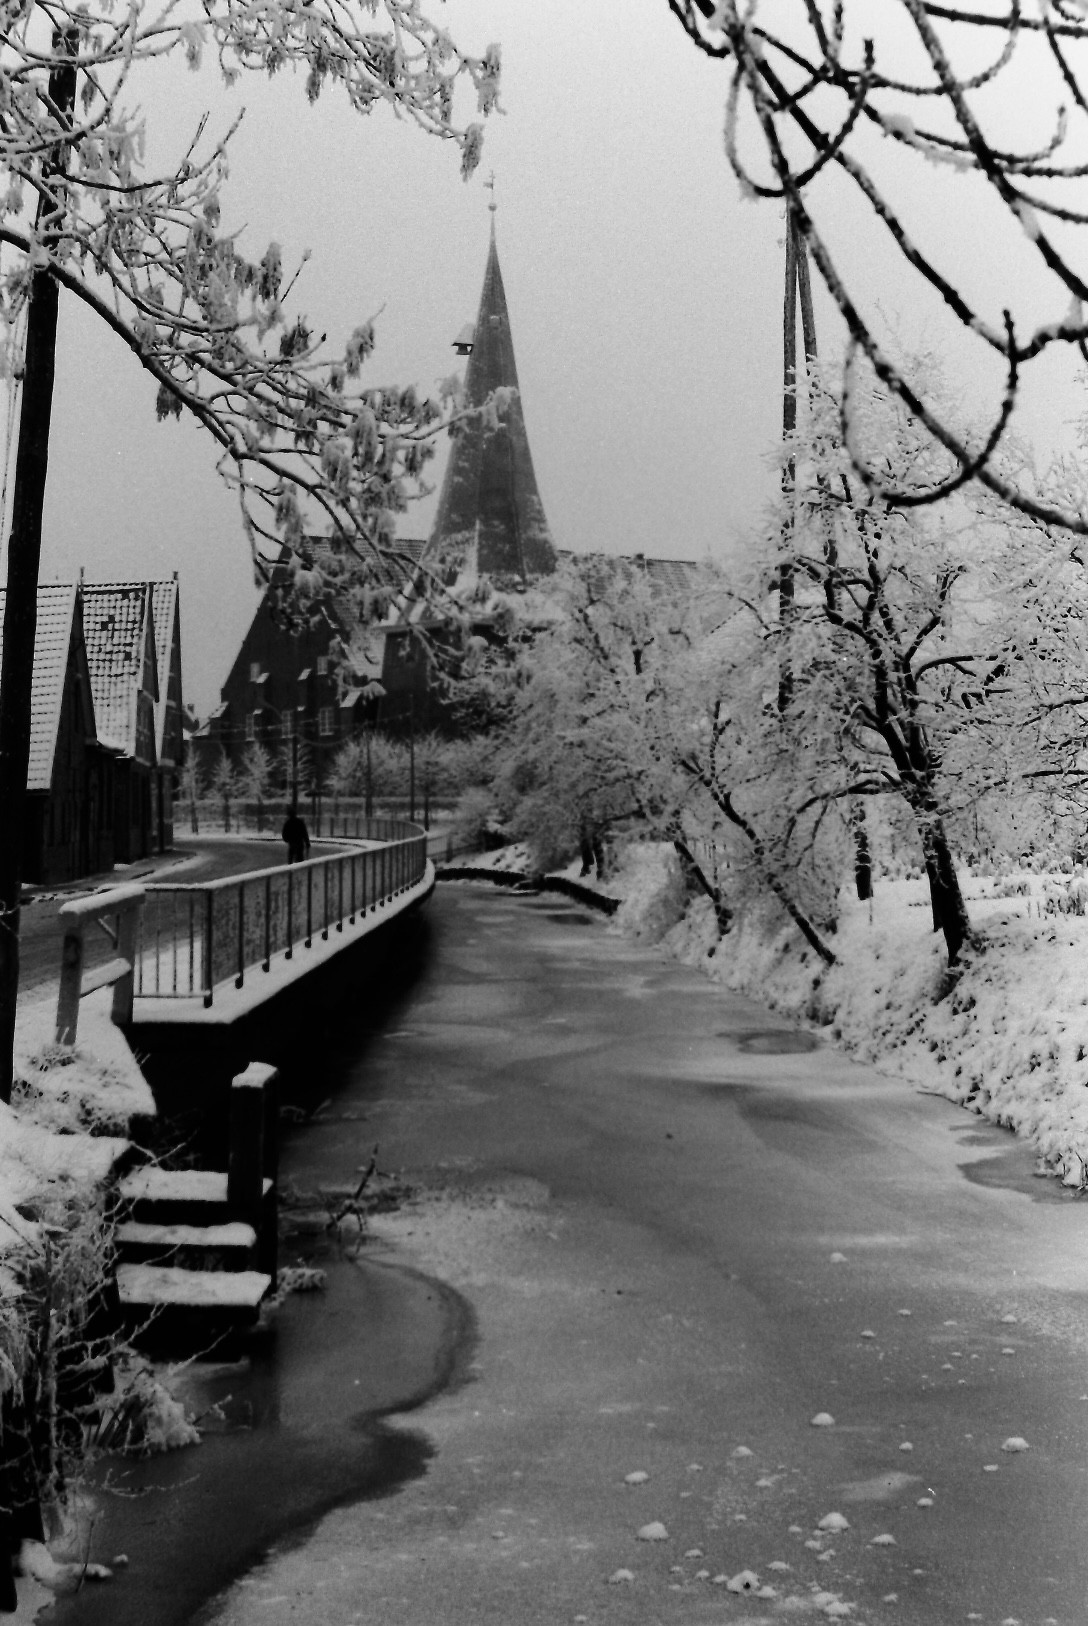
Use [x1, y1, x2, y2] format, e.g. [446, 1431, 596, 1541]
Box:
[53, 883, 1088, 1624]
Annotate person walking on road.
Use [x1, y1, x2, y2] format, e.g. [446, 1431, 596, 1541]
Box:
[282, 807, 311, 864]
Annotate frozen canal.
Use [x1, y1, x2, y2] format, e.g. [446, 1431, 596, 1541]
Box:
[56, 882, 1088, 1624]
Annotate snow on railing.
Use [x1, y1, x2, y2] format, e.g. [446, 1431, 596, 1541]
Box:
[135, 822, 428, 1007]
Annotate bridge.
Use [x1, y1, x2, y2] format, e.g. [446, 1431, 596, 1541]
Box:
[54, 818, 434, 1044]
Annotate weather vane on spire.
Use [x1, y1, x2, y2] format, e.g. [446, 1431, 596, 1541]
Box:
[485, 171, 497, 232]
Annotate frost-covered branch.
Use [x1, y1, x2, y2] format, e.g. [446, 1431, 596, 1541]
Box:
[0, 0, 500, 597]
[667, 0, 1088, 534]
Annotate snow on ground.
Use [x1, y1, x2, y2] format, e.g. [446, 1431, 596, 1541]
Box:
[0, 989, 154, 1287]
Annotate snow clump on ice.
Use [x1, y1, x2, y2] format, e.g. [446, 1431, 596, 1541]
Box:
[636, 1522, 668, 1541]
[726, 1570, 761, 1592]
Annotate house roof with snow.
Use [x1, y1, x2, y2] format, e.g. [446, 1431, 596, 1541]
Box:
[557, 550, 708, 599]
[84, 578, 179, 757]
[81, 582, 158, 756]
[0, 582, 83, 792]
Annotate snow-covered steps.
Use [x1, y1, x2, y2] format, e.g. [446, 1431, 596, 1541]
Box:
[116, 1263, 272, 1345]
[117, 1264, 270, 1311]
[117, 1167, 273, 1226]
[115, 1219, 258, 1272]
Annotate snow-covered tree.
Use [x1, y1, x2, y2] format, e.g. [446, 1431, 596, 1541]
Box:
[237, 741, 275, 830]
[492, 557, 842, 957]
[758, 358, 1088, 962]
[208, 749, 239, 832]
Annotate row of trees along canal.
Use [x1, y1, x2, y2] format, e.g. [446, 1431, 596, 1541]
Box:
[0, 3, 502, 1100]
[619, 1, 1088, 969]
[185, 727, 487, 834]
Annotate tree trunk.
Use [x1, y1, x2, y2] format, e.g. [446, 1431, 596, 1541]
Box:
[670, 834, 732, 935]
[851, 802, 872, 902]
[0, 40, 77, 1102]
[918, 808, 973, 964]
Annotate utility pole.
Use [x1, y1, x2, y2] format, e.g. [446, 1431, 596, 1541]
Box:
[0, 33, 77, 1102]
[785, 209, 871, 902]
[778, 213, 799, 714]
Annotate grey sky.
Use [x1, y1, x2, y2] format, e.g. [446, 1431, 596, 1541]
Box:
[9, 5, 1085, 714]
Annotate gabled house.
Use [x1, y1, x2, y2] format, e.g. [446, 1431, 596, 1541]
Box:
[0, 582, 114, 884]
[148, 576, 184, 853]
[89, 577, 183, 852]
[81, 582, 159, 863]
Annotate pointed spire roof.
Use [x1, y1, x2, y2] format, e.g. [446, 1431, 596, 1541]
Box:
[427, 229, 556, 583]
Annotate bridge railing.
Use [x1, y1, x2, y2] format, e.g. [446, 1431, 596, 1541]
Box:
[135, 821, 428, 1007]
[55, 883, 146, 1044]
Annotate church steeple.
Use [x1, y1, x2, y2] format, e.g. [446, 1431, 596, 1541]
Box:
[427, 217, 556, 583]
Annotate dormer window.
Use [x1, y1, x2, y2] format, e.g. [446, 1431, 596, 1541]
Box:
[250, 661, 261, 681]
[316, 656, 329, 677]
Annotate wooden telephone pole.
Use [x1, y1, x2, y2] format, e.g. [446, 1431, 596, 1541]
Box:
[0, 35, 77, 1101]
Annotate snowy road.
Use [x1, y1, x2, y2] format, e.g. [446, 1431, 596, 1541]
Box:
[70, 883, 1088, 1623]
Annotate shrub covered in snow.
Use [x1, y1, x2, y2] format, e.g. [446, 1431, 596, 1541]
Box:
[611, 843, 688, 943]
[98, 1355, 201, 1456]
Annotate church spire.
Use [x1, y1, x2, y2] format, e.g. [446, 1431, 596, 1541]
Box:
[427, 216, 556, 583]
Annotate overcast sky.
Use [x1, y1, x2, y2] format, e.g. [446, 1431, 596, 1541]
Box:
[10, 4, 1087, 714]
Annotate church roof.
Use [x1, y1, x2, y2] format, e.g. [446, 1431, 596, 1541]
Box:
[0, 582, 82, 792]
[427, 229, 556, 584]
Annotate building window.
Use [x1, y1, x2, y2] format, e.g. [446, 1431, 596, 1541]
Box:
[250, 661, 261, 682]
[318, 706, 334, 738]
[316, 656, 329, 677]
[281, 711, 294, 739]
[245, 712, 256, 741]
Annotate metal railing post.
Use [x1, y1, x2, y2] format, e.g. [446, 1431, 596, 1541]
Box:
[204, 891, 214, 1007]
[286, 868, 294, 959]
[236, 878, 246, 988]
[264, 873, 272, 971]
